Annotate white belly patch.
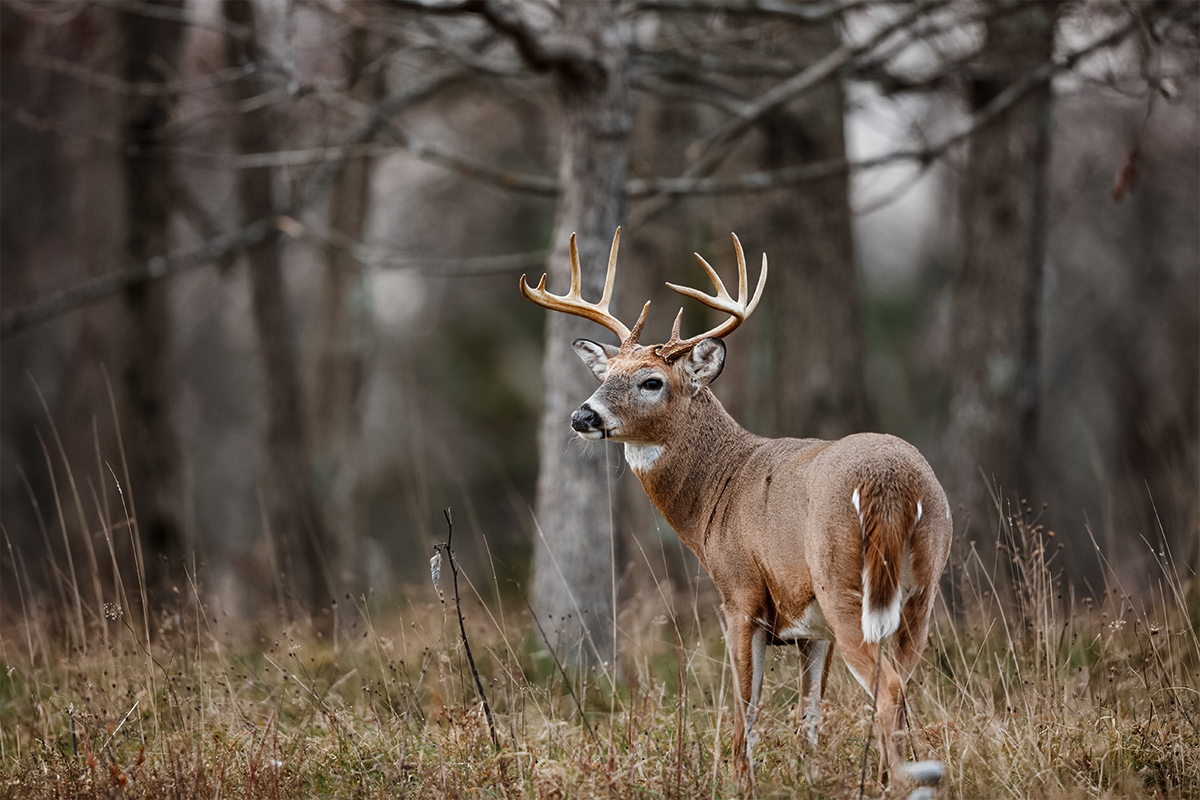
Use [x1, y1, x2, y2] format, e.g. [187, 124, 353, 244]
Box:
[777, 601, 834, 640]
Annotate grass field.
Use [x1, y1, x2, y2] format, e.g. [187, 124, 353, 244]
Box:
[1, 504, 1197, 799]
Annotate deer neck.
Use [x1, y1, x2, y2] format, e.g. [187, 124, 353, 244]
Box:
[626, 389, 760, 560]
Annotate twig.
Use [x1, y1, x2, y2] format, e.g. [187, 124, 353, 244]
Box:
[434, 508, 501, 752]
[68, 704, 77, 756]
[99, 700, 140, 755]
[674, 628, 684, 798]
[17, 53, 253, 98]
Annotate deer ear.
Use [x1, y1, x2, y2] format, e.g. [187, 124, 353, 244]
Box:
[573, 339, 619, 382]
[684, 338, 725, 393]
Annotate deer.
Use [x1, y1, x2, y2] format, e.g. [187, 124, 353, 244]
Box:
[521, 228, 953, 787]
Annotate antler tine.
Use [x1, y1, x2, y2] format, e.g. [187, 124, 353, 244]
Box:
[657, 232, 768, 359]
[598, 226, 621, 310]
[568, 231, 583, 298]
[748, 252, 768, 315]
[733, 232, 748, 309]
[623, 300, 652, 350]
[667, 253, 732, 311]
[519, 229, 634, 342]
[670, 308, 684, 341]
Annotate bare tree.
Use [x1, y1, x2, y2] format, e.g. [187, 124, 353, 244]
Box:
[223, 0, 331, 622]
[115, 0, 188, 577]
[942, 2, 1058, 529]
[766, 18, 869, 441]
[59, 0, 186, 592]
[311, 26, 387, 604]
[528, 0, 632, 667]
[724, 16, 870, 440]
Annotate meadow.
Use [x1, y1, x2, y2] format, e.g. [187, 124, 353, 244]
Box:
[1, 503, 1197, 799]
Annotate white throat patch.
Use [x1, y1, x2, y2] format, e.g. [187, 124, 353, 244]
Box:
[623, 443, 663, 472]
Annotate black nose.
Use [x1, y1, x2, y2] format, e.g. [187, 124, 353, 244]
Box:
[571, 404, 602, 433]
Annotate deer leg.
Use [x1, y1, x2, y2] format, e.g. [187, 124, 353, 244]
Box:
[875, 591, 937, 774]
[797, 639, 833, 747]
[837, 637, 905, 784]
[893, 591, 935, 682]
[725, 611, 766, 785]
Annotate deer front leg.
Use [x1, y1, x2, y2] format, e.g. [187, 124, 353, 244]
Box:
[725, 609, 767, 785]
[796, 639, 833, 748]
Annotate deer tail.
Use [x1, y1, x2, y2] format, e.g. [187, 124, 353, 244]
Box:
[852, 480, 922, 643]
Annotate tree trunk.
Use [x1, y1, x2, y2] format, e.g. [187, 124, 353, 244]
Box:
[223, 0, 330, 624]
[311, 26, 385, 606]
[117, 1, 187, 577]
[65, 1, 186, 598]
[761, 20, 869, 441]
[710, 18, 869, 443]
[530, 0, 631, 667]
[942, 3, 1057, 529]
[620, 95, 710, 615]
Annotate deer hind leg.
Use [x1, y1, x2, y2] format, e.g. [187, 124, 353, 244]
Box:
[725, 611, 767, 785]
[874, 590, 938, 775]
[837, 636, 906, 784]
[893, 589, 936, 682]
[796, 639, 833, 747]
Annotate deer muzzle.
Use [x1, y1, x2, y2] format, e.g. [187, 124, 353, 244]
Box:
[570, 403, 605, 438]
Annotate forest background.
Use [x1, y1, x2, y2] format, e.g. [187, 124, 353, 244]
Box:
[1, 0, 1198, 669]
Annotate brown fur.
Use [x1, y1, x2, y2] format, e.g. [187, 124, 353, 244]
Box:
[857, 468, 921, 613]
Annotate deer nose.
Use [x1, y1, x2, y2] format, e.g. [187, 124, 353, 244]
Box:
[571, 404, 603, 433]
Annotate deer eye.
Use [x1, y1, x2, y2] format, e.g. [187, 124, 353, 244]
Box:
[641, 378, 663, 391]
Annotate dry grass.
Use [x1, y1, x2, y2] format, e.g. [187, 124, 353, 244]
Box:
[1, 502, 1197, 799]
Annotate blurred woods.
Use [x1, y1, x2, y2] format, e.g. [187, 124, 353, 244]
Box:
[1, 0, 1197, 662]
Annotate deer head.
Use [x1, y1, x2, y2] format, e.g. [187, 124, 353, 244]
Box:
[520, 228, 767, 448]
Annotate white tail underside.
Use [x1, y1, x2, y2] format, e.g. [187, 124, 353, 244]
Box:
[855, 488, 918, 643]
[861, 571, 902, 643]
[861, 546, 915, 643]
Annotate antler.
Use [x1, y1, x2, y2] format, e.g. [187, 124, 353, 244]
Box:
[520, 228, 650, 345]
[656, 233, 768, 360]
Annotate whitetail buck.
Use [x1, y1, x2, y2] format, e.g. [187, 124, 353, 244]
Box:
[521, 229, 952, 785]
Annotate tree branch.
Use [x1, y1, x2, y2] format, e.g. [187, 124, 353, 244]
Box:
[387, 0, 592, 76]
[376, 119, 559, 193]
[0, 6, 1147, 337]
[628, 10, 1143, 199]
[631, 0, 880, 23]
[1, 68, 468, 338]
[681, 0, 951, 179]
[0, 217, 278, 338]
[19, 53, 254, 98]
[281, 215, 551, 275]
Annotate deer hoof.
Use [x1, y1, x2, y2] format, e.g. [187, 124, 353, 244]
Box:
[902, 759, 945, 786]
